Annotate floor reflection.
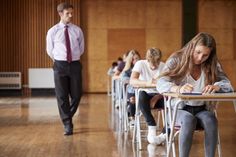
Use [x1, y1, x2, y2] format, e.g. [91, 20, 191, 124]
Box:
[0, 95, 235, 157]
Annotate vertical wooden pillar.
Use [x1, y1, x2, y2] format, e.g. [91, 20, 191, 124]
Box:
[182, 0, 198, 45]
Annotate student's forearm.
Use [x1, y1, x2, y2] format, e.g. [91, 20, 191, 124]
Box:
[170, 85, 181, 93]
[130, 79, 147, 86]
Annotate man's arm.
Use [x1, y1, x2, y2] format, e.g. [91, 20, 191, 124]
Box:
[46, 29, 54, 61]
[78, 28, 84, 55]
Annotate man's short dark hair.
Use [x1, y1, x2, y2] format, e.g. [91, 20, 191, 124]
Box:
[57, 2, 73, 12]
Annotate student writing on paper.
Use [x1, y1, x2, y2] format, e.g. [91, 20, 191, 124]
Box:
[156, 33, 233, 157]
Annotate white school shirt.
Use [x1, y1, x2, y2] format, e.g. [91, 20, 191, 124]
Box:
[132, 60, 165, 93]
[46, 21, 84, 61]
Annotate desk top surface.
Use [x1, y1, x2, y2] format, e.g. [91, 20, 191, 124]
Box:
[163, 92, 236, 100]
[132, 85, 156, 88]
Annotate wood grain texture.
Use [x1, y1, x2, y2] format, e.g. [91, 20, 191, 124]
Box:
[0, 94, 235, 157]
[1, 0, 236, 93]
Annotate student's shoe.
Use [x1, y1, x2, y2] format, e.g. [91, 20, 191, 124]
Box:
[148, 133, 166, 145]
[154, 133, 166, 145]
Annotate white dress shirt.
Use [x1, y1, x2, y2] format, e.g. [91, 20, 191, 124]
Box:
[46, 21, 84, 61]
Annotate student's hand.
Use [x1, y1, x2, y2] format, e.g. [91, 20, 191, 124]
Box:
[126, 52, 133, 62]
[151, 78, 157, 84]
[146, 79, 156, 86]
[179, 83, 193, 93]
[112, 75, 120, 80]
[153, 74, 159, 80]
[145, 80, 152, 86]
[202, 85, 220, 94]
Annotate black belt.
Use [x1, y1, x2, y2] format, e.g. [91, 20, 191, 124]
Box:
[55, 60, 80, 63]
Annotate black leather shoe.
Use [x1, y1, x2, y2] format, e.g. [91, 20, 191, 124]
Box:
[64, 130, 73, 136]
[64, 124, 73, 136]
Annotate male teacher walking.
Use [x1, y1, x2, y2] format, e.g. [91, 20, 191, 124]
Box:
[46, 2, 84, 136]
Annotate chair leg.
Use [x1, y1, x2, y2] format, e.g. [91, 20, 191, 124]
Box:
[137, 113, 142, 150]
[233, 100, 236, 113]
[214, 109, 222, 157]
[161, 110, 165, 128]
[155, 109, 165, 131]
[157, 111, 161, 130]
[132, 115, 137, 143]
[217, 130, 222, 157]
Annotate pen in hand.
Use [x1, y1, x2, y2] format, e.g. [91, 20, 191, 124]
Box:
[179, 83, 194, 93]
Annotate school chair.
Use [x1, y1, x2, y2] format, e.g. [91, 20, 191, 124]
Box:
[164, 96, 222, 157]
[132, 87, 165, 150]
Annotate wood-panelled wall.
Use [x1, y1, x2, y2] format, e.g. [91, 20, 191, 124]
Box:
[0, 0, 236, 93]
[81, 0, 182, 92]
[198, 0, 236, 87]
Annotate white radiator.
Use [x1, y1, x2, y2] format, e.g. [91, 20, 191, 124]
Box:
[28, 68, 55, 88]
[0, 72, 22, 89]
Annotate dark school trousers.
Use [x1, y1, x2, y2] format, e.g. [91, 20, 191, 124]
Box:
[53, 60, 83, 125]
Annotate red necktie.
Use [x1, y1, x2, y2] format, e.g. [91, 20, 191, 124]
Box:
[65, 25, 72, 63]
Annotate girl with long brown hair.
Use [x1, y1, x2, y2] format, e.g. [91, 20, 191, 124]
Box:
[157, 32, 233, 157]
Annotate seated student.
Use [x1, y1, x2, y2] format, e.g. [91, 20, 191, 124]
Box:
[121, 49, 141, 79]
[114, 52, 129, 77]
[107, 61, 118, 76]
[120, 49, 141, 125]
[112, 55, 127, 107]
[130, 48, 166, 145]
[156, 32, 233, 157]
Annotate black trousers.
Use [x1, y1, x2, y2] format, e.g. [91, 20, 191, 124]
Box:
[139, 91, 164, 126]
[53, 60, 83, 125]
